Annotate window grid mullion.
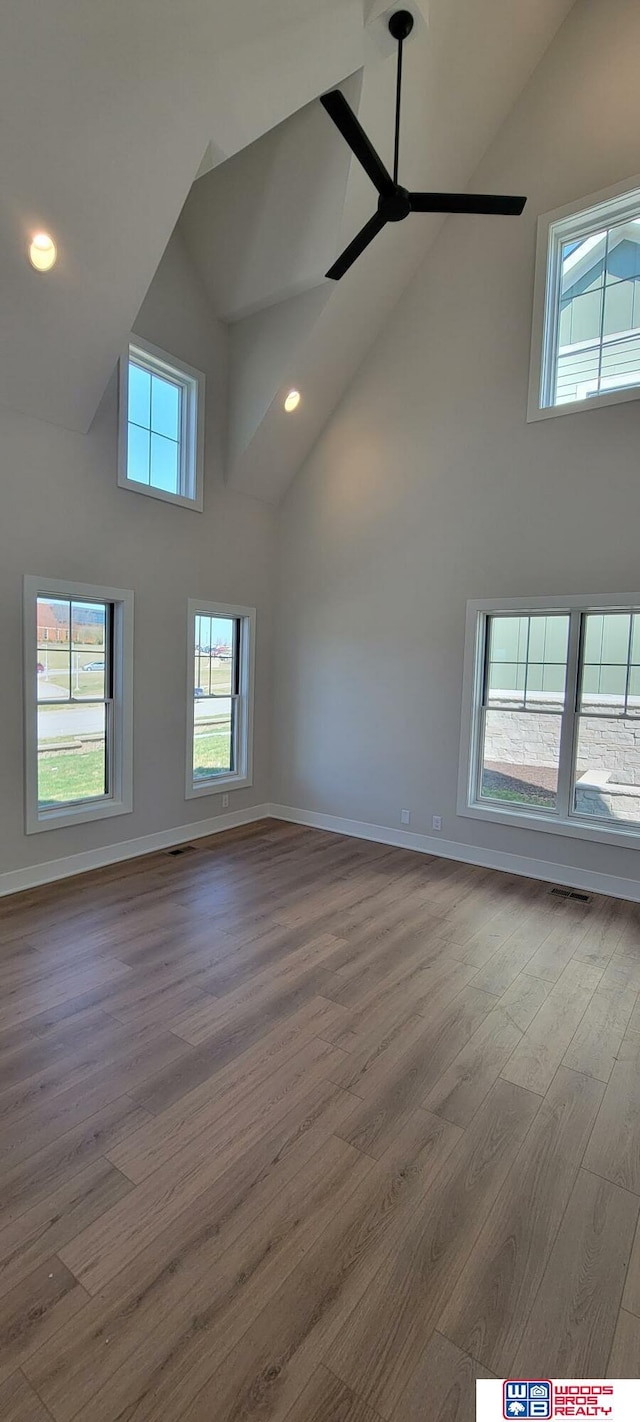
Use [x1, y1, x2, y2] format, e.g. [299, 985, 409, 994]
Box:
[39, 697, 108, 708]
[473, 617, 489, 803]
[480, 616, 490, 709]
[523, 616, 531, 707]
[232, 691, 241, 774]
[105, 695, 114, 798]
[556, 609, 582, 820]
[624, 615, 634, 717]
[545, 230, 561, 406]
[178, 380, 187, 497]
[67, 600, 72, 701]
[234, 619, 241, 698]
[595, 226, 611, 396]
[484, 706, 564, 717]
[476, 704, 487, 802]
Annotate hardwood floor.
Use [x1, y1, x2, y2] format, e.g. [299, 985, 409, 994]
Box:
[0, 819, 639, 1420]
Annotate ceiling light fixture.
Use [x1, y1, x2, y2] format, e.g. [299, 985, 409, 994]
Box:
[284, 389, 301, 413]
[28, 232, 57, 272]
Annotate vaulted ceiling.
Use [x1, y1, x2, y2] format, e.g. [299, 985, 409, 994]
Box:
[0, 0, 577, 499]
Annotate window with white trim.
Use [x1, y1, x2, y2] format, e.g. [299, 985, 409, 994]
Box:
[118, 337, 205, 509]
[528, 179, 640, 420]
[186, 599, 255, 798]
[24, 576, 133, 833]
[459, 596, 640, 847]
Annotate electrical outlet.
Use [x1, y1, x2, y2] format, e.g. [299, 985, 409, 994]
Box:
[222, 793, 229, 809]
[400, 809, 411, 825]
[432, 815, 442, 831]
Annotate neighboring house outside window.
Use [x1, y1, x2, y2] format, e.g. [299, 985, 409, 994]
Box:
[186, 599, 255, 798]
[528, 178, 640, 419]
[24, 576, 134, 833]
[458, 595, 640, 849]
[118, 337, 205, 510]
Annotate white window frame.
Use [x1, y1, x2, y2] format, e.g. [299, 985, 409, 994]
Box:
[458, 593, 640, 852]
[118, 336, 205, 511]
[185, 598, 255, 799]
[528, 174, 640, 422]
[24, 575, 134, 834]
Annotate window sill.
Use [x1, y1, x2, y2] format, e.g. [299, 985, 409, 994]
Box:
[117, 475, 203, 512]
[527, 382, 640, 423]
[26, 797, 133, 835]
[185, 774, 252, 801]
[459, 798, 640, 852]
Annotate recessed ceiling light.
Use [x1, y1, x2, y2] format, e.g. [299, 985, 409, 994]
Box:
[28, 232, 57, 272]
[284, 389, 301, 413]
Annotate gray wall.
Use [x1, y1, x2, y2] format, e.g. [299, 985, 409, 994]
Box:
[273, 0, 640, 889]
[0, 229, 275, 878]
[5, 0, 640, 896]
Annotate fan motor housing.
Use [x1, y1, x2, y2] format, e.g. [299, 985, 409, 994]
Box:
[379, 185, 412, 222]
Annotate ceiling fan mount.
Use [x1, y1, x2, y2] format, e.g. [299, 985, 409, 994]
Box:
[320, 8, 527, 280]
[387, 8, 414, 42]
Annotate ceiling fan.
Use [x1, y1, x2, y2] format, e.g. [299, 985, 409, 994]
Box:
[321, 9, 527, 280]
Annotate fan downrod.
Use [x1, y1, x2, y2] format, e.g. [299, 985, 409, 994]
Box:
[388, 10, 414, 42]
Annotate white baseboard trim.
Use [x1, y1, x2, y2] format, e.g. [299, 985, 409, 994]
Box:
[0, 804, 272, 899]
[269, 803, 640, 904]
[3, 799, 638, 905]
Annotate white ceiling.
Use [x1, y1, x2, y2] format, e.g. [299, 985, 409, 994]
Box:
[0, 0, 362, 430]
[0, 0, 577, 497]
[179, 74, 361, 323]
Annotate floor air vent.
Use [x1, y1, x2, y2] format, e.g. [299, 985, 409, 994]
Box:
[550, 886, 592, 903]
[167, 845, 197, 857]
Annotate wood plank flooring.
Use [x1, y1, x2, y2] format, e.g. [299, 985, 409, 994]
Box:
[1, 819, 640, 1420]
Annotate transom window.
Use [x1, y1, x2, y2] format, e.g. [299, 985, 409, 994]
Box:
[24, 577, 133, 833]
[459, 596, 640, 848]
[118, 337, 204, 510]
[529, 179, 640, 419]
[128, 362, 182, 494]
[186, 599, 255, 798]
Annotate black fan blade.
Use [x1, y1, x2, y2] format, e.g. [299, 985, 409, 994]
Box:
[321, 91, 394, 197]
[409, 192, 527, 216]
[326, 209, 387, 280]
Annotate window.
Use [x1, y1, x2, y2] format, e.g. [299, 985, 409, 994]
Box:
[118, 337, 205, 509]
[529, 178, 640, 420]
[186, 599, 255, 798]
[24, 576, 133, 833]
[459, 595, 640, 848]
